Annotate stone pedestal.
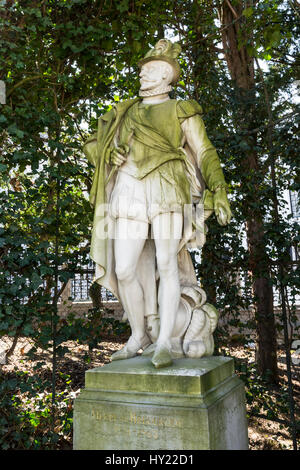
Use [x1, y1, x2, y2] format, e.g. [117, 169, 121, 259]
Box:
[73, 356, 248, 450]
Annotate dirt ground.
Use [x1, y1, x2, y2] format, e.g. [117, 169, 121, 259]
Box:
[1, 334, 299, 450]
[224, 343, 300, 450]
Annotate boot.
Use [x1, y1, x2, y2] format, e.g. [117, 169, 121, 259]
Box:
[111, 334, 151, 361]
[151, 342, 173, 369]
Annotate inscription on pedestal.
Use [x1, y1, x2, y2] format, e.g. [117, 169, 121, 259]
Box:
[91, 408, 183, 441]
[91, 409, 183, 428]
[73, 357, 249, 450]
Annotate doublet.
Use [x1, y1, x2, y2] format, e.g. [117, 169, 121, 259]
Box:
[110, 100, 195, 222]
[118, 99, 190, 178]
[83, 96, 228, 288]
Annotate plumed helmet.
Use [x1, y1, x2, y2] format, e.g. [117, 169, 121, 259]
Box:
[138, 39, 181, 85]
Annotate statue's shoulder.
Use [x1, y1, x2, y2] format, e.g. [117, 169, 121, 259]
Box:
[100, 98, 140, 123]
[176, 99, 203, 120]
[114, 98, 140, 114]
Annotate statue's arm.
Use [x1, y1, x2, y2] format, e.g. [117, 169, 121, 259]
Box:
[181, 114, 232, 226]
[82, 125, 125, 170]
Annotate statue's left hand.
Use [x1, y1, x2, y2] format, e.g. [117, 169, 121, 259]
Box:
[213, 188, 232, 226]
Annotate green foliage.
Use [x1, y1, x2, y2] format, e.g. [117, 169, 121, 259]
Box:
[0, 370, 73, 449]
[236, 358, 291, 420]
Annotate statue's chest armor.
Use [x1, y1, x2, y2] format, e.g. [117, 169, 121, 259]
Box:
[119, 100, 182, 151]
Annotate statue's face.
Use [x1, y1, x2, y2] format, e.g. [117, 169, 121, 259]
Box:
[139, 60, 173, 91]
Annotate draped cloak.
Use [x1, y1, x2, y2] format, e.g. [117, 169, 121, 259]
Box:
[83, 98, 227, 318]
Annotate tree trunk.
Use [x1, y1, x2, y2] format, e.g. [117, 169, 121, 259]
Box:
[89, 281, 103, 310]
[219, 0, 278, 381]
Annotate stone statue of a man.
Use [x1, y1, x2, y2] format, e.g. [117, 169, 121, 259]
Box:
[83, 39, 232, 369]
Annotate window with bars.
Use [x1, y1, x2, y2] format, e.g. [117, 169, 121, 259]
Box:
[70, 274, 118, 302]
[71, 271, 94, 302]
[70, 258, 118, 302]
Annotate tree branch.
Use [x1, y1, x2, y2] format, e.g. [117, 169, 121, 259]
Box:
[6, 75, 42, 98]
[225, 0, 239, 18]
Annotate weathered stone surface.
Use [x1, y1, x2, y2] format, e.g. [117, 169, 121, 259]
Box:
[73, 356, 248, 450]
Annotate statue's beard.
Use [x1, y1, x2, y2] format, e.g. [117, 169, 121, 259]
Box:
[139, 83, 172, 97]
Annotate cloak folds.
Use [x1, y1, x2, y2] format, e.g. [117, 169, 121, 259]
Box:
[83, 98, 227, 314]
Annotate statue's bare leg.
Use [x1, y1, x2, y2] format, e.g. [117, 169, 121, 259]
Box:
[111, 217, 150, 361]
[151, 212, 182, 368]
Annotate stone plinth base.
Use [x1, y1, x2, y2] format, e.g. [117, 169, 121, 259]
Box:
[73, 356, 248, 450]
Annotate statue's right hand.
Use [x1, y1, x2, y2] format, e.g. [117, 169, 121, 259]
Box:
[110, 146, 128, 167]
